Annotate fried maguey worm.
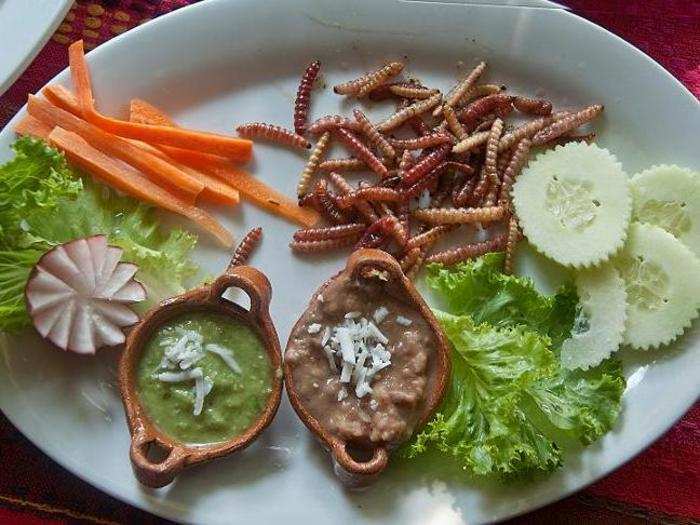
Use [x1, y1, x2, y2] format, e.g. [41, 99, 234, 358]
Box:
[377, 93, 442, 132]
[426, 232, 507, 265]
[298, 131, 331, 197]
[334, 128, 389, 178]
[230, 227, 263, 267]
[294, 60, 322, 135]
[512, 95, 552, 116]
[435, 60, 487, 116]
[236, 122, 310, 149]
[334, 61, 404, 96]
[503, 215, 522, 275]
[353, 108, 396, 161]
[531, 104, 603, 145]
[412, 205, 506, 224]
[498, 138, 531, 208]
[293, 223, 366, 242]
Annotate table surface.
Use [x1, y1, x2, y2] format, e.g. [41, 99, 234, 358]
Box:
[0, 1, 698, 523]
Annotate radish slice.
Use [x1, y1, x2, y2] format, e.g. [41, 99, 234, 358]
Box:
[25, 235, 147, 354]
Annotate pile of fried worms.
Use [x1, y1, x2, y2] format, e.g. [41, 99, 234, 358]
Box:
[236, 60, 602, 278]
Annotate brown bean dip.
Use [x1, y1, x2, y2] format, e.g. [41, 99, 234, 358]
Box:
[285, 273, 438, 446]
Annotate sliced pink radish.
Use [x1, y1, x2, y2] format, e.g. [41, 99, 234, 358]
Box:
[25, 235, 147, 355]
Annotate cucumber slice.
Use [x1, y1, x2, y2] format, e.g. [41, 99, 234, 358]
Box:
[512, 143, 631, 268]
[631, 164, 700, 256]
[615, 222, 700, 350]
[561, 264, 627, 370]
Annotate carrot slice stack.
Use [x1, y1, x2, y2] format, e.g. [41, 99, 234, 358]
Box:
[129, 98, 321, 227]
[68, 41, 252, 162]
[27, 95, 204, 202]
[48, 127, 234, 247]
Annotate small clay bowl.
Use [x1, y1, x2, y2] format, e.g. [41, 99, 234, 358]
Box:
[118, 264, 283, 488]
[284, 249, 450, 485]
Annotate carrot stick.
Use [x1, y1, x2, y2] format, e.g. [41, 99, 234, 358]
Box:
[27, 95, 204, 202]
[48, 126, 233, 247]
[45, 85, 240, 205]
[14, 115, 53, 139]
[68, 40, 252, 162]
[127, 97, 321, 227]
[129, 139, 240, 206]
[129, 98, 176, 127]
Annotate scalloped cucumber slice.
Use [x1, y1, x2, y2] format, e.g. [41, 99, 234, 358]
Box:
[615, 222, 700, 350]
[631, 164, 700, 257]
[512, 143, 631, 268]
[561, 264, 627, 370]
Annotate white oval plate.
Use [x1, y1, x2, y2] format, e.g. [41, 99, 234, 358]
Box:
[0, 1, 698, 523]
[0, 0, 73, 94]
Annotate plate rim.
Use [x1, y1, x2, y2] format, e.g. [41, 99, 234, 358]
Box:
[0, 0, 698, 523]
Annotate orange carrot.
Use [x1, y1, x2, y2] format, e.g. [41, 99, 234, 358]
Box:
[14, 115, 53, 139]
[27, 95, 204, 202]
[44, 86, 240, 206]
[130, 139, 240, 206]
[129, 98, 177, 127]
[48, 126, 233, 247]
[68, 40, 252, 162]
[128, 97, 321, 228]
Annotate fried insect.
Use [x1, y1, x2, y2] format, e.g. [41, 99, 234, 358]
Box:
[297, 131, 331, 197]
[313, 180, 348, 224]
[426, 232, 507, 265]
[308, 115, 362, 135]
[435, 60, 487, 116]
[334, 128, 389, 178]
[412, 205, 506, 224]
[483, 118, 504, 205]
[452, 130, 490, 154]
[406, 225, 456, 250]
[390, 132, 453, 151]
[498, 111, 569, 152]
[452, 176, 477, 207]
[512, 95, 552, 116]
[461, 84, 506, 104]
[498, 138, 531, 208]
[338, 186, 403, 208]
[442, 104, 468, 141]
[290, 236, 360, 254]
[455, 94, 512, 130]
[236, 122, 310, 149]
[358, 215, 407, 248]
[398, 149, 414, 175]
[443, 161, 475, 175]
[334, 62, 404, 96]
[377, 93, 442, 132]
[294, 60, 321, 135]
[400, 247, 422, 272]
[402, 162, 447, 199]
[230, 227, 263, 267]
[408, 116, 431, 136]
[318, 157, 368, 172]
[401, 143, 451, 187]
[328, 172, 378, 223]
[405, 249, 429, 280]
[531, 104, 604, 145]
[388, 85, 439, 99]
[546, 132, 597, 148]
[353, 109, 396, 160]
[503, 215, 522, 275]
[293, 223, 366, 242]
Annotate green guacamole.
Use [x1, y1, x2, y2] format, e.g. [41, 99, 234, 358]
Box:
[136, 312, 273, 445]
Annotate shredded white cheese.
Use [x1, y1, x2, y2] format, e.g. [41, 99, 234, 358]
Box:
[395, 315, 413, 326]
[307, 323, 322, 334]
[319, 314, 393, 399]
[155, 330, 243, 416]
[317, 294, 324, 302]
[373, 306, 389, 324]
[205, 344, 242, 374]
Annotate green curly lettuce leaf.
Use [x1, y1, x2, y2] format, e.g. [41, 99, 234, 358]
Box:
[0, 138, 199, 332]
[406, 254, 625, 479]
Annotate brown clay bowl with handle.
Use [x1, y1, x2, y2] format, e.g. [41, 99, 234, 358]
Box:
[284, 249, 450, 486]
[118, 264, 283, 488]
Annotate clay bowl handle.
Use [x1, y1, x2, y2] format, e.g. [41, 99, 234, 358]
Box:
[330, 438, 389, 478]
[346, 248, 405, 282]
[208, 265, 272, 319]
[129, 426, 187, 488]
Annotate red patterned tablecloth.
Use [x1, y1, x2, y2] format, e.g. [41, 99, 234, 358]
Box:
[0, 1, 698, 523]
